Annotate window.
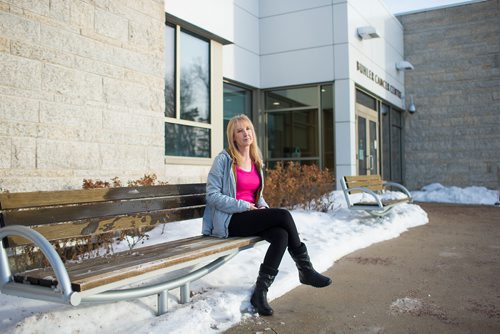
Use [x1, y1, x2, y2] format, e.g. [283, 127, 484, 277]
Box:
[381, 103, 403, 183]
[264, 84, 334, 169]
[223, 82, 253, 148]
[321, 85, 334, 170]
[356, 90, 377, 110]
[164, 24, 211, 158]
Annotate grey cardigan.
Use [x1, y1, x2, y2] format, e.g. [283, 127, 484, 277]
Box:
[202, 150, 268, 238]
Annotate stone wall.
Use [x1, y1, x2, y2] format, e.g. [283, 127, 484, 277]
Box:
[400, 0, 500, 190]
[0, 0, 165, 192]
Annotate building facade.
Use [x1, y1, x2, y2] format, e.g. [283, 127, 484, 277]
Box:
[1, 0, 496, 192]
[157, 0, 409, 190]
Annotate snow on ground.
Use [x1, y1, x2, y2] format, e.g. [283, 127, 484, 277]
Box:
[411, 183, 499, 205]
[0, 185, 497, 334]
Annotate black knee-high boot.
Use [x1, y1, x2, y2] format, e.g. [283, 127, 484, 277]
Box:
[289, 243, 332, 288]
[250, 264, 278, 316]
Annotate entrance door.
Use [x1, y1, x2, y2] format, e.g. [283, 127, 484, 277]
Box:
[356, 103, 379, 175]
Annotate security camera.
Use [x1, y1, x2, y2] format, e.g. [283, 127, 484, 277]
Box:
[408, 95, 416, 114]
[396, 61, 414, 71]
[408, 103, 416, 114]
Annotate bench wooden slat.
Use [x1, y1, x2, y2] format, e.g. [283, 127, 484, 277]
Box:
[7, 205, 206, 246]
[0, 184, 206, 210]
[2, 194, 206, 227]
[344, 175, 384, 193]
[13, 236, 262, 292]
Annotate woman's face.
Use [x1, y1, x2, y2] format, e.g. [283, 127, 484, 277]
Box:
[233, 120, 253, 150]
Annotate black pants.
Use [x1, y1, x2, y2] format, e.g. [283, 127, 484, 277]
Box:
[228, 208, 302, 270]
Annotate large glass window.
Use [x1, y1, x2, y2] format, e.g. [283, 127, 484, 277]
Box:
[267, 109, 319, 162]
[266, 86, 317, 110]
[321, 85, 334, 170]
[390, 109, 403, 182]
[164, 24, 175, 118]
[180, 31, 210, 123]
[223, 82, 252, 148]
[381, 103, 403, 183]
[164, 24, 211, 158]
[264, 85, 333, 170]
[382, 104, 391, 180]
[165, 124, 210, 158]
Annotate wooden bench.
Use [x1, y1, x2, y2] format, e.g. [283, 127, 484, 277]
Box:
[0, 184, 263, 315]
[340, 175, 413, 216]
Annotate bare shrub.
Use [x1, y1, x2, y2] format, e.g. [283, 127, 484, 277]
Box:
[264, 162, 335, 211]
[82, 173, 167, 189]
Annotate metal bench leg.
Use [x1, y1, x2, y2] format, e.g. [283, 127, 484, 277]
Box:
[158, 290, 168, 315]
[180, 282, 190, 304]
[0, 244, 12, 287]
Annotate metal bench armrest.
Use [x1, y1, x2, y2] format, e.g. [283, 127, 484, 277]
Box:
[344, 186, 384, 208]
[383, 181, 413, 202]
[0, 225, 80, 305]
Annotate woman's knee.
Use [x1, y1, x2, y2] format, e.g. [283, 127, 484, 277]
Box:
[268, 208, 293, 224]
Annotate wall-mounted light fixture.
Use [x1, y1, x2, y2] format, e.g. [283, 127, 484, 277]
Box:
[357, 26, 380, 40]
[396, 60, 414, 71]
[408, 95, 416, 114]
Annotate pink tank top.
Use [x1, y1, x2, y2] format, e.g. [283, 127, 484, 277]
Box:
[235, 163, 261, 205]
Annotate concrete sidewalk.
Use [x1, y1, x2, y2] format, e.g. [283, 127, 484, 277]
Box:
[225, 203, 500, 333]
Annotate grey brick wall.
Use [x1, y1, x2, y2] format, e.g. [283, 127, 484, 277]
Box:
[400, 0, 500, 190]
[0, 0, 165, 191]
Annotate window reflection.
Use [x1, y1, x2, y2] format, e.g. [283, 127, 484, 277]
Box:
[267, 109, 318, 160]
[164, 25, 175, 118]
[165, 123, 210, 157]
[180, 31, 210, 123]
[321, 85, 334, 170]
[164, 24, 212, 159]
[223, 82, 252, 148]
[265, 86, 317, 110]
[264, 85, 334, 169]
[381, 103, 403, 183]
[356, 90, 377, 110]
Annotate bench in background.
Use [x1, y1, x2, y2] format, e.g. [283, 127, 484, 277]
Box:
[340, 175, 413, 216]
[0, 184, 263, 315]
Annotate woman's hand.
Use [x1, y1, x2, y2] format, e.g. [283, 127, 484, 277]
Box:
[248, 204, 258, 210]
[248, 203, 268, 210]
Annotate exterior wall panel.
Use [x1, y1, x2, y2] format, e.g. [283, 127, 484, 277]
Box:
[260, 46, 335, 88]
[259, 0, 332, 17]
[165, 0, 234, 42]
[260, 7, 333, 55]
[0, 0, 165, 192]
[400, 0, 500, 189]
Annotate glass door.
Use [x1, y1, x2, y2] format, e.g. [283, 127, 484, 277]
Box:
[356, 103, 379, 175]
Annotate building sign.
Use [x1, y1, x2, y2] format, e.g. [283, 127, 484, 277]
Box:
[356, 61, 402, 98]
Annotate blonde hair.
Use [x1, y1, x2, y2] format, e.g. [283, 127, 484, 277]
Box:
[226, 114, 263, 169]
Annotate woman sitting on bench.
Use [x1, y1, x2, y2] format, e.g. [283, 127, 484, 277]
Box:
[202, 114, 331, 316]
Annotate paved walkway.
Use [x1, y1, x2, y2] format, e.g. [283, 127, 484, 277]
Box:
[225, 203, 500, 333]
